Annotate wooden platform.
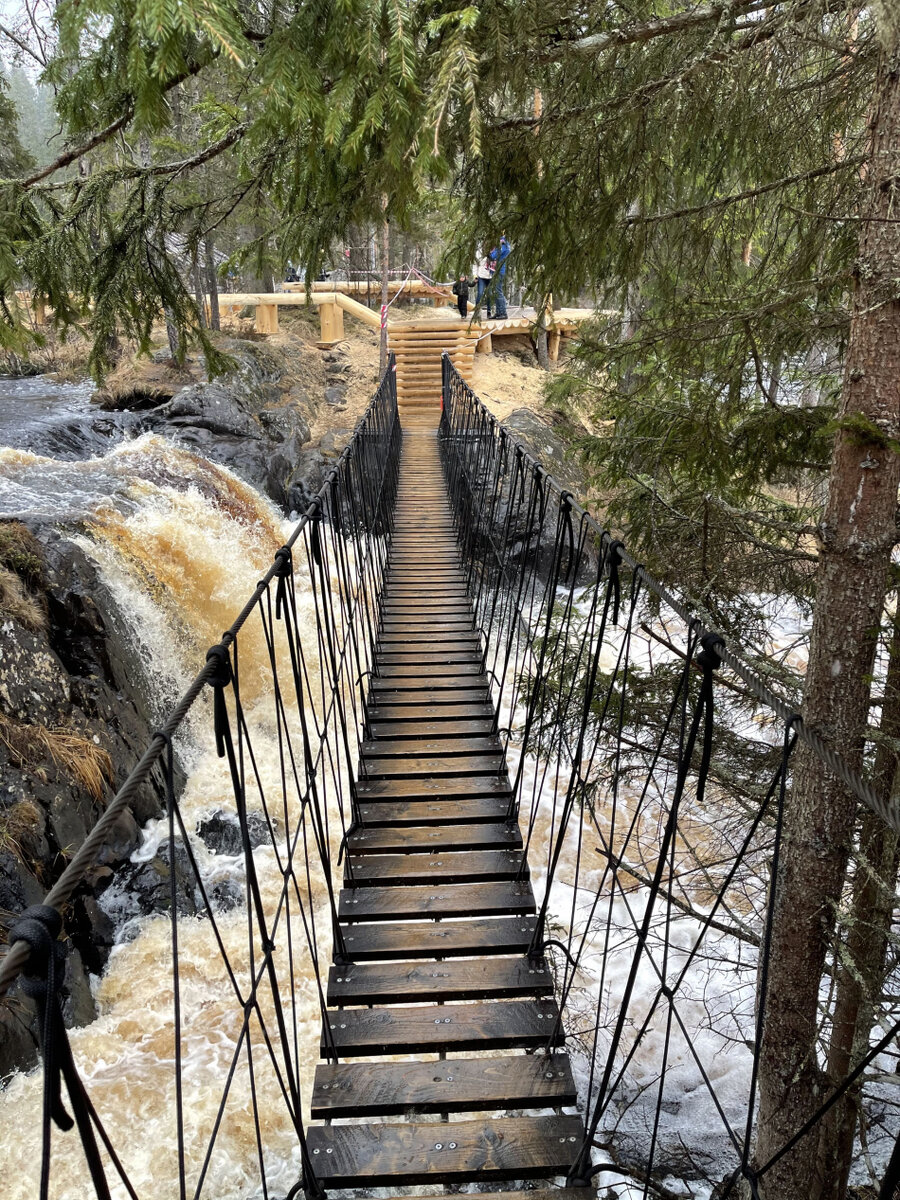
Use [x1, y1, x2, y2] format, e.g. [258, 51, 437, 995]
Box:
[308, 424, 589, 1197]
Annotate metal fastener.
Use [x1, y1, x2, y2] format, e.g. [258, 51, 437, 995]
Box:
[434, 1143, 443, 1151]
[448, 1142, 457, 1149]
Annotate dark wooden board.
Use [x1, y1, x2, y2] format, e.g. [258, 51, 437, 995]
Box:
[339, 915, 538, 960]
[345, 848, 526, 886]
[358, 796, 511, 826]
[339, 881, 535, 921]
[359, 754, 505, 779]
[311, 1052, 576, 1117]
[321, 998, 562, 1056]
[378, 632, 478, 644]
[363, 736, 499, 757]
[366, 689, 492, 707]
[368, 719, 496, 741]
[305, 1116, 583, 1187]
[371, 672, 484, 686]
[377, 662, 485, 679]
[355, 775, 511, 801]
[326, 956, 553, 1005]
[377, 651, 482, 666]
[366, 703, 494, 722]
[348, 822, 521, 854]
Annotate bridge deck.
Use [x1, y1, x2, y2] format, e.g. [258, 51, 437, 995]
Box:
[306, 424, 589, 1195]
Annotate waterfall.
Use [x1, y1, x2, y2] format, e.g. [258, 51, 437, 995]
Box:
[0, 426, 337, 1200]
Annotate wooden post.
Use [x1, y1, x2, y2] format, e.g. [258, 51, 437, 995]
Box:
[320, 301, 342, 342]
[256, 304, 278, 334]
[548, 330, 561, 362]
[476, 332, 492, 355]
[33, 297, 46, 326]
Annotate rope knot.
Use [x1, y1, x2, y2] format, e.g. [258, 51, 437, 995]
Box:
[273, 546, 292, 577]
[274, 546, 293, 619]
[206, 642, 233, 689]
[606, 539, 625, 625]
[206, 643, 233, 758]
[8, 905, 63, 983]
[697, 632, 725, 673]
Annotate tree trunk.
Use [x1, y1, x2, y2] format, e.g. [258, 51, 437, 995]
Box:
[817, 607, 900, 1200]
[755, 42, 900, 1200]
[379, 202, 390, 374]
[191, 247, 207, 329]
[204, 236, 220, 331]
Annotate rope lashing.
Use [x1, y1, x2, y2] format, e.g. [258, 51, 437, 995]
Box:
[605, 538, 625, 625]
[9, 906, 114, 1200]
[273, 545, 293, 620]
[206, 641, 233, 758]
[558, 491, 576, 584]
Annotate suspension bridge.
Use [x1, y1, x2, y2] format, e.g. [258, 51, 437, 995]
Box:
[1, 356, 899, 1200]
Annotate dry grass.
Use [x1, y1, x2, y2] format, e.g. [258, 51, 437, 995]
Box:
[0, 714, 113, 802]
[0, 565, 46, 632]
[0, 800, 42, 862]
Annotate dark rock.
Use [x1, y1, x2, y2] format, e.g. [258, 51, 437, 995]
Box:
[62, 947, 97, 1028]
[101, 841, 199, 926]
[196, 809, 270, 857]
[0, 849, 43, 914]
[0, 998, 38, 1080]
[163, 382, 261, 439]
[318, 429, 353, 460]
[501, 407, 586, 496]
[0, 620, 70, 724]
[287, 449, 328, 509]
[324, 385, 348, 407]
[77, 895, 117, 974]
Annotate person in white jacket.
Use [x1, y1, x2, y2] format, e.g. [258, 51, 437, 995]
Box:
[475, 254, 495, 318]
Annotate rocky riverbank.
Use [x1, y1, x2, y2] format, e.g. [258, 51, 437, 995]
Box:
[0, 330, 374, 1077]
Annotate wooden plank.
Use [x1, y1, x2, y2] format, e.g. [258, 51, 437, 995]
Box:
[376, 662, 484, 679]
[355, 775, 509, 801]
[305, 1115, 583, 1187]
[348, 822, 521, 854]
[366, 690, 492, 707]
[359, 755, 504, 781]
[359, 754, 504, 778]
[327, 956, 553, 1005]
[321, 998, 562, 1056]
[367, 720, 495, 740]
[339, 880, 534, 920]
[370, 676, 489, 692]
[311, 1053, 576, 1118]
[339, 915, 537, 960]
[343, 1189, 592, 1200]
[357, 787, 508, 825]
[366, 706, 494, 723]
[362, 736, 498, 757]
[346, 848, 525, 886]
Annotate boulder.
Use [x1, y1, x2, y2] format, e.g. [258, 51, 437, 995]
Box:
[501, 407, 586, 496]
[196, 809, 270, 856]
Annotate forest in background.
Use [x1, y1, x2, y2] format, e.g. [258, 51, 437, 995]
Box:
[0, 3, 898, 1198]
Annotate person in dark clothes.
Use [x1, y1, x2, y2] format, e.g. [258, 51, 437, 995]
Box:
[451, 274, 470, 318]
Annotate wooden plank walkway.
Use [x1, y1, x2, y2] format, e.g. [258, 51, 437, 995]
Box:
[306, 421, 590, 1195]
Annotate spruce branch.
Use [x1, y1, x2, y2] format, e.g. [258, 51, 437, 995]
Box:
[0, 21, 46, 67]
[547, 0, 777, 59]
[19, 56, 217, 188]
[625, 159, 864, 227]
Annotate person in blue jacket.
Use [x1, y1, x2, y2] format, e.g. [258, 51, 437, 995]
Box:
[489, 237, 511, 319]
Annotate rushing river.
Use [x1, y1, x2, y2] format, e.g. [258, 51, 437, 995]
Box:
[0, 377, 336, 1199]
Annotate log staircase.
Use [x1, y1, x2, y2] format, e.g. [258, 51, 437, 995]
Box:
[388, 322, 479, 425]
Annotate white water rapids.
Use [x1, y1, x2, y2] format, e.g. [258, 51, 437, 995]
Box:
[0, 392, 341, 1199]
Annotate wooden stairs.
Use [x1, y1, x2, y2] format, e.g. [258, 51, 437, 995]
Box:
[388, 322, 479, 425]
[306, 417, 591, 1196]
